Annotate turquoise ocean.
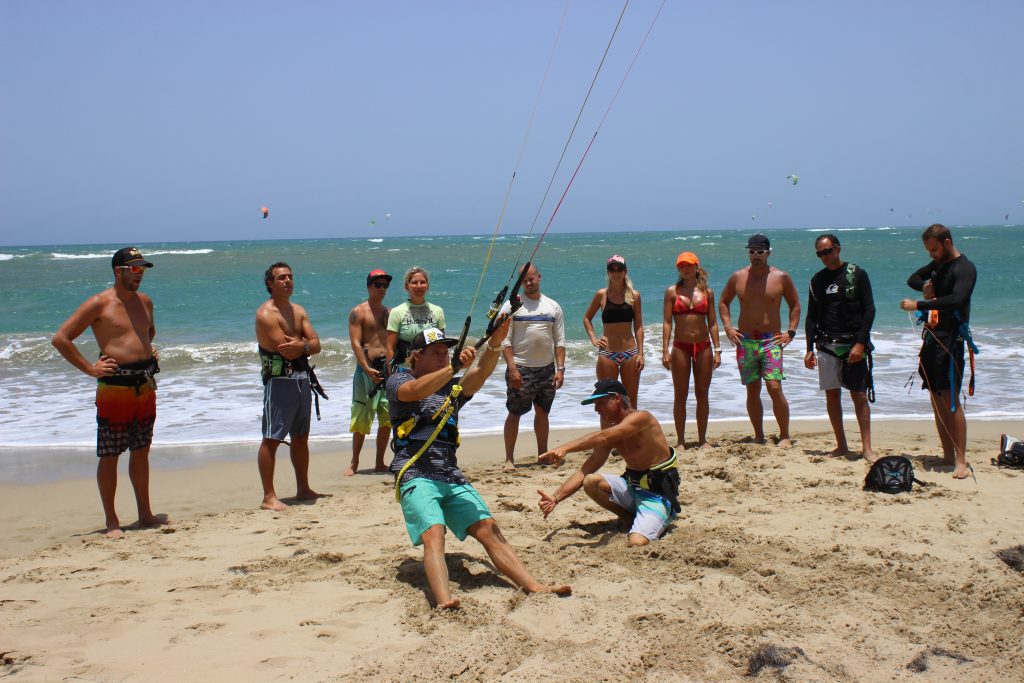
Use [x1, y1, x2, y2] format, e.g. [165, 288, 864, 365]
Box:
[2, 225, 1021, 482]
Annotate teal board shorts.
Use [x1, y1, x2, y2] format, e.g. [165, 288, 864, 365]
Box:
[736, 333, 786, 385]
[601, 473, 674, 541]
[399, 478, 492, 546]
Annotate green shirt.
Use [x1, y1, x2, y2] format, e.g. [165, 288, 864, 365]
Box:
[387, 300, 446, 343]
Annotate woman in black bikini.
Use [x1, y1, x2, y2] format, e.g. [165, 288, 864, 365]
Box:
[583, 255, 645, 406]
[662, 251, 721, 449]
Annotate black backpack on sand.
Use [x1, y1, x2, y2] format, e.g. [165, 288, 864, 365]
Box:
[864, 456, 929, 493]
[993, 435, 1024, 469]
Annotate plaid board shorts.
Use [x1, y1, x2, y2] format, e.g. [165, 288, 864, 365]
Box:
[96, 380, 156, 457]
[505, 363, 556, 416]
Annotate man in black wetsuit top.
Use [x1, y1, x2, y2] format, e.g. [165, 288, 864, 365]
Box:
[804, 234, 877, 461]
[900, 224, 978, 480]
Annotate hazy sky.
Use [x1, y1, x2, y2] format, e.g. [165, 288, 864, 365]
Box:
[2, 1, 1021, 246]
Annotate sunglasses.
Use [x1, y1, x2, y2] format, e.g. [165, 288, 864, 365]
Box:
[607, 265, 626, 273]
[747, 249, 769, 256]
[815, 246, 836, 258]
[118, 265, 146, 274]
[370, 280, 390, 289]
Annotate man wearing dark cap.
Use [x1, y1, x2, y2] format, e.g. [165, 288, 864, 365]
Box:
[718, 234, 802, 447]
[385, 321, 570, 609]
[52, 247, 165, 538]
[537, 379, 680, 546]
[345, 269, 393, 476]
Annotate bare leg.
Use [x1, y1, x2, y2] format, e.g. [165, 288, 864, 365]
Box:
[932, 391, 969, 478]
[468, 518, 571, 595]
[503, 412, 521, 470]
[374, 424, 390, 471]
[618, 354, 642, 408]
[128, 447, 162, 527]
[850, 390, 875, 461]
[346, 432, 366, 476]
[765, 379, 791, 447]
[97, 456, 123, 538]
[582, 473, 631, 518]
[258, 438, 288, 511]
[420, 524, 459, 609]
[290, 434, 326, 500]
[824, 388, 849, 456]
[745, 380, 766, 443]
[670, 348, 693, 449]
[928, 391, 957, 463]
[533, 406, 550, 456]
[692, 346, 714, 448]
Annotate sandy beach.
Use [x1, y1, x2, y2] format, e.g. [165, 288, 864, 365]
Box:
[2, 418, 1023, 681]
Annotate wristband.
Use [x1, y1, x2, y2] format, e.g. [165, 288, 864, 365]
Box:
[786, 330, 796, 340]
[486, 343, 502, 353]
[713, 348, 721, 353]
[556, 366, 565, 373]
[303, 341, 310, 354]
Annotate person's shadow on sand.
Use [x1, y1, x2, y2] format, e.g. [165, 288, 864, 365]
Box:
[543, 519, 620, 548]
[77, 513, 173, 539]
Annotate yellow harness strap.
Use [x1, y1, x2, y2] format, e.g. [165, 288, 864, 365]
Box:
[394, 385, 463, 502]
[637, 447, 677, 490]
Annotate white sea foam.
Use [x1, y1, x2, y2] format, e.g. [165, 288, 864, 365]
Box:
[50, 248, 212, 260]
[367, 238, 383, 243]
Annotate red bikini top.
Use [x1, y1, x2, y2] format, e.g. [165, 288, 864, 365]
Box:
[673, 286, 708, 315]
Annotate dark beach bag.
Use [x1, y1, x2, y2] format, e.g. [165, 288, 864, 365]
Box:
[993, 435, 1024, 468]
[863, 456, 929, 493]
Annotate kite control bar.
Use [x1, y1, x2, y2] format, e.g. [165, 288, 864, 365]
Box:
[451, 262, 532, 371]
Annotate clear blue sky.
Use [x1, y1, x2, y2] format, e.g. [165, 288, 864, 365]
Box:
[2, 1, 1021, 246]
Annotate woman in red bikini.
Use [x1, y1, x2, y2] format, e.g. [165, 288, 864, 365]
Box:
[583, 255, 645, 407]
[662, 251, 721, 449]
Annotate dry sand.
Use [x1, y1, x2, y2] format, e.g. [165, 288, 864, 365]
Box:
[2, 418, 1024, 681]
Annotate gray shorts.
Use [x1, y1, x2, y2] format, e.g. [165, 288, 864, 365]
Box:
[601, 473, 674, 541]
[262, 373, 311, 441]
[505, 363, 556, 416]
[817, 348, 869, 393]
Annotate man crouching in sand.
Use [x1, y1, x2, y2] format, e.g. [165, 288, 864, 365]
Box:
[537, 379, 680, 546]
[385, 318, 570, 609]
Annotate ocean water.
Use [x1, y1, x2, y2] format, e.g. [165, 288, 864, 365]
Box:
[2, 225, 1021, 480]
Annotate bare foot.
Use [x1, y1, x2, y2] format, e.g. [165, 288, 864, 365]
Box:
[296, 489, 331, 501]
[524, 583, 572, 596]
[137, 514, 169, 529]
[952, 463, 972, 480]
[862, 449, 878, 464]
[676, 442, 686, 451]
[829, 446, 850, 458]
[343, 465, 357, 477]
[261, 496, 288, 511]
[740, 435, 767, 445]
[697, 442, 713, 452]
[777, 438, 793, 449]
[105, 525, 125, 539]
[503, 461, 516, 472]
[436, 597, 461, 610]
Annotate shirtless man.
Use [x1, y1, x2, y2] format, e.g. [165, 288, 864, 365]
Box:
[52, 247, 165, 538]
[537, 379, 680, 547]
[345, 269, 392, 476]
[718, 234, 801, 447]
[255, 262, 327, 510]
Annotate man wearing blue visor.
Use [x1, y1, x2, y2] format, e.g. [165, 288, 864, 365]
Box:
[537, 379, 680, 546]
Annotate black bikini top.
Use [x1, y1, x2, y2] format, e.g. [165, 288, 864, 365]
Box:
[602, 298, 634, 325]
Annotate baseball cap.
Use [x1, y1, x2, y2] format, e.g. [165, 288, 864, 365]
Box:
[607, 254, 626, 267]
[111, 247, 153, 269]
[747, 234, 771, 249]
[409, 327, 459, 351]
[580, 378, 629, 405]
[676, 251, 699, 267]
[366, 269, 393, 286]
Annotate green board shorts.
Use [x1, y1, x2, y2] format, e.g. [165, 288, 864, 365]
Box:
[736, 333, 786, 385]
[398, 478, 492, 546]
[350, 365, 391, 435]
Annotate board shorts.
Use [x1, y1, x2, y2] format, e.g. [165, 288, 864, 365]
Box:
[919, 335, 964, 395]
[601, 473, 674, 541]
[506, 363, 556, 416]
[736, 333, 785, 385]
[262, 372, 311, 441]
[817, 345, 869, 393]
[350, 365, 390, 435]
[96, 379, 157, 458]
[398, 478, 492, 546]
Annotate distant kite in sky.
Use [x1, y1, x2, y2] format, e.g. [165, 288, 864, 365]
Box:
[751, 214, 756, 221]
[370, 218, 377, 226]
[767, 200, 774, 209]
[385, 212, 392, 220]
[889, 208, 894, 212]
[261, 207, 269, 219]
[1005, 213, 1010, 221]
[787, 174, 798, 186]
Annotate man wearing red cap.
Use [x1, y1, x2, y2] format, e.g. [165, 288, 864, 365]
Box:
[52, 247, 166, 538]
[718, 234, 802, 447]
[345, 269, 393, 475]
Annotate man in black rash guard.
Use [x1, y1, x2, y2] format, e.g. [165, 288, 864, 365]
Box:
[900, 224, 978, 480]
[804, 234, 877, 461]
